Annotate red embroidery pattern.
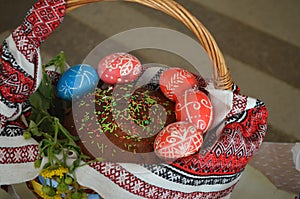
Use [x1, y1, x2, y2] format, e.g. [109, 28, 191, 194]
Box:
[227, 93, 248, 119]
[1, 119, 29, 137]
[90, 162, 236, 199]
[0, 114, 7, 129]
[46, 70, 61, 85]
[12, 26, 38, 63]
[12, 0, 66, 62]
[172, 106, 268, 176]
[21, 100, 32, 119]
[0, 56, 34, 103]
[241, 107, 268, 137]
[0, 145, 38, 164]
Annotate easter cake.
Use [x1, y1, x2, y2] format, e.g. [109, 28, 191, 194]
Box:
[62, 52, 212, 163]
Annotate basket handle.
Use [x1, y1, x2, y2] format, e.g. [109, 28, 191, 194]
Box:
[66, 0, 233, 90]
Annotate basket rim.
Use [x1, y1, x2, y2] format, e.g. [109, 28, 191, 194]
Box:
[65, 0, 233, 90]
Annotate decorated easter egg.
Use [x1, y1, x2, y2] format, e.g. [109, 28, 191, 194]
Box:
[175, 89, 213, 133]
[154, 121, 203, 161]
[159, 67, 198, 101]
[97, 52, 142, 84]
[57, 64, 99, 100]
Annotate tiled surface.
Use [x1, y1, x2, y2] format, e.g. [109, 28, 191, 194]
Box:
[249, 142, 300, 194]
[1, 0, 300, 198]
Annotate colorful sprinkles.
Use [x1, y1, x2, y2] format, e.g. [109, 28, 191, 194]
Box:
[73, 81, 176, 156]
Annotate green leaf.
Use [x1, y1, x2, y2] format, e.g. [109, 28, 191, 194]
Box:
[29, 57, 62, 123]
[43, 51, 67, 74]
[57, 182, 68, 193]
[42, 162, 51, 169]
[38, 73, 55, 101]
[29, 91, 51, 123]
[71, 191, 84, 199]
[64, 176, 73, 185]
[29, 120, 43, 136]
[34, 159, 42, 168]
[69, 159, 81, 173]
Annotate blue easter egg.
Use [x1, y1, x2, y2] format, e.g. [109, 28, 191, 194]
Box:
[57, 64, 99, 100]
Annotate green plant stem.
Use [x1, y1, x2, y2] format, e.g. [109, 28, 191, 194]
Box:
[54, 118, 59, 143]
[62, 149, 68, 168]
[52, 155, 63, 166]
[49, 177, 53, 189]
[58, 124, 78, 145]
[38, 143, 51, 157]
[48, 147, 53, 167]
[33, 116, 53, 129]
[70, 171, 79, 192]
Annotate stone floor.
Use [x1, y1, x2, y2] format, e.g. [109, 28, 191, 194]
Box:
[0, 0, 299, 198]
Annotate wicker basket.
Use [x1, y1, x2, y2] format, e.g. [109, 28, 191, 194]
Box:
[20, 0, 268, 199]
[31, 0, 233, 198]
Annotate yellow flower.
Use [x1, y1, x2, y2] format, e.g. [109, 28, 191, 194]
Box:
[40, 166, 69, 179]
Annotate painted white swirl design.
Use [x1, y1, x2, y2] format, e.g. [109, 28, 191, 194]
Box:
[196, 119, 207, 131]
[175, 89, 213, 132]
[201, 98, 211, 109]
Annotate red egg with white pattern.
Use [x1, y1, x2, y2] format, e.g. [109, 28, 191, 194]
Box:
[97, 52, 142, 84]
[175, 89, 213, 134]
[154, 121, 203, 161]
[159, 67, 198, 102]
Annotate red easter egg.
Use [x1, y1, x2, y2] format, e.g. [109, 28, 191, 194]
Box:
[159, 68, 198, 101]
[98, 52, 142, 84]
[175, 89, 213, 133]
[154, 121, 203, 161]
